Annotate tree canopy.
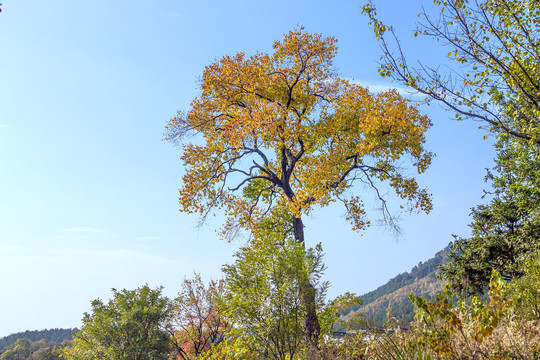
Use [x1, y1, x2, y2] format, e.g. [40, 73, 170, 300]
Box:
[440, 133, 540, 295]
[221, 234, 327, 360]
[170, 274, 230, 360]
[165, 27, 433, 241]
[363, 0, 540, 144]
[63, 285, 172, 360]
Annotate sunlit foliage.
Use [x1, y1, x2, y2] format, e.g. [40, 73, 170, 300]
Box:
[63, 286, 172, 360]
[165, 27, 433, 241]
[170, 274, 231, 360]
[363, 0, 540, 144]
[220, 235, 327, 360]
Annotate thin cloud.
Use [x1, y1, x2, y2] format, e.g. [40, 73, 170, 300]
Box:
[135, 236, 161, 241]
[1, 245, 174, 265]
[346, 78, 422, 98]
[61, 227, 104, 233]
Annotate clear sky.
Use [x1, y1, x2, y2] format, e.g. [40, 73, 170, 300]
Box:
[0, 0, 496, 337]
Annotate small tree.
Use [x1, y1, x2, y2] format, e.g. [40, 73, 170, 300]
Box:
[63, 285, 172, 360]
[170, 274, 231, 360]
[165, 27, 433, 345]
[220, 232, 328, 360]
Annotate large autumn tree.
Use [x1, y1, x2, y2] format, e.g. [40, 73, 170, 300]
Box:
[165, 28, 433, 345]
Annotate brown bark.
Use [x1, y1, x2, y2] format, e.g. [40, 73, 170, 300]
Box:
[293, 215, 321, 348]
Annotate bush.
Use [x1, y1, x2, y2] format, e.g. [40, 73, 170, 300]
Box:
[63, 285, 172, 360]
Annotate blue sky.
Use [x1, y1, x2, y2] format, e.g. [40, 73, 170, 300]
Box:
[0, 0, 495, 337]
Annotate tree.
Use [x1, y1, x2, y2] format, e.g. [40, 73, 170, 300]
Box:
[63, 285, 172, 360]
[0, 339, 31, 360]
[362, 0, 540, 144]
[165, 27, 433, 345]
[220, 233, 328, 360]
[440, 134, 540, 295]
[438, 92, 540, 295]
[320, 292, 364, 334]
[28, 340, 68, 360]
[362, 0, 540, 296]
[170, 274, 231, 360]
[510, 254, 540, 320]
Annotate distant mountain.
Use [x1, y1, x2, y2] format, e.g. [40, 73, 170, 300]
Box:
[343, 245, 451, 328]
[0, 328, 76, 353]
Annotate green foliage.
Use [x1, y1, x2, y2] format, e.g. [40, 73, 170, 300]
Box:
[363, 0, 540, 144]
[510, 254, 540, 320]
[63, 285, 172, 360]
[440, 136, 540, 296]
[322, 292, 364, 333]
[0, 338, 31, 360]
[363, 0, 540, 299]
[201, 329, 258, 360]
[220, 235, 328, 360]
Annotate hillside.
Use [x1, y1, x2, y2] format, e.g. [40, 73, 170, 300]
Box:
[344, 244, 451, 328]
[0, 328, 76, 353]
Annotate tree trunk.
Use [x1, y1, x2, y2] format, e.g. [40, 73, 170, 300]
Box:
[293, 216, 321, 348]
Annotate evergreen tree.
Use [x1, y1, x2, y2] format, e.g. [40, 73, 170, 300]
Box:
[441, 135, 540, 295]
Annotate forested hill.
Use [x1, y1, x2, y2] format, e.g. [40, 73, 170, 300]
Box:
[361, 245, 451, 306]
[0, 328, 76, 353]
[344, 244, 451, 328]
